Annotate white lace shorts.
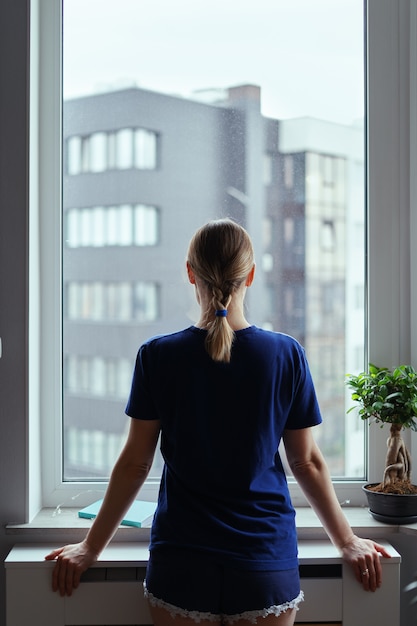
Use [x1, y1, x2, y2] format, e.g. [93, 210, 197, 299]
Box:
[144, 585, 304, 624]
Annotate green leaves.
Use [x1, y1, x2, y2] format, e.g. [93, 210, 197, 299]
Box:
[346, 364, 417, 430]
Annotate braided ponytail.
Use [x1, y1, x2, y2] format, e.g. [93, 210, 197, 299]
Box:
[187, 219, 254, 363]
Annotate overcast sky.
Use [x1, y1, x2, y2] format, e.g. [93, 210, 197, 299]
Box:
[63, 0, 364, 125]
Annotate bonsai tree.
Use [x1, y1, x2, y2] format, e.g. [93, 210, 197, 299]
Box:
[346, 363, 417, 494]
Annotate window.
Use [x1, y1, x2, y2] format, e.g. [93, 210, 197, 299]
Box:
[63, 0, 365, 484]
[135, 129, 158, 169]
[321, 220, 336, 251]
[134, 205, 159, 246]
[66, 204, 159, 247]
[64, 281, 159, 321]
[65, 355, 131, 399]
[65, 128, 158, 174]
[32, 0, 417, 508]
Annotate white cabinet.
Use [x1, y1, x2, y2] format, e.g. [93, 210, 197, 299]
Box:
[5, 541, 401, 626]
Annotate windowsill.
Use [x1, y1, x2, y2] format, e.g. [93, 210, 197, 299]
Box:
[6, 506, 417, 543]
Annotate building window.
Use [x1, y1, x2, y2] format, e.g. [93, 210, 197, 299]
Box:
[115, 128, 134, 169]
[66, 204, 159, 247]
[65, 427, 126, 477]
[89, 132, 107, 172]
[134, 205, 159, 245]
[66, 128, 158, 174]
[65, 355, 132, 399]
[321, 219, 336, 251]
[135, 128, 158, 169]
[65, 281, 159, 321]
[134, 283, 159, 322]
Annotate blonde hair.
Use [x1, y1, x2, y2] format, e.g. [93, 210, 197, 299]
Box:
[187, 218, 254, 363]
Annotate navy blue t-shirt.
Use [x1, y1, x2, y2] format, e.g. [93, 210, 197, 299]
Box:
[125, 325, 322, 570]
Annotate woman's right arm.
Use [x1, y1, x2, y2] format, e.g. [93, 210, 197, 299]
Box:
[45, 417, 161, 596]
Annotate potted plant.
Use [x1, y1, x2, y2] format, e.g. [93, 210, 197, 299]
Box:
[346, 363, 417, 523]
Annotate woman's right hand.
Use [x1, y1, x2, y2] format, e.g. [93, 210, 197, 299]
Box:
[45, 541, 99, 596]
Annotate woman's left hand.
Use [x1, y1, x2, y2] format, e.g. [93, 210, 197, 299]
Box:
[340, 535, 391, 591]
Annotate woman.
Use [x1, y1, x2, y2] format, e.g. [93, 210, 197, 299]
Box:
[46, 218, 390, 626]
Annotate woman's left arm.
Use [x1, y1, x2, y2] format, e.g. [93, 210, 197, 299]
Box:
[283, 426, 391, 592]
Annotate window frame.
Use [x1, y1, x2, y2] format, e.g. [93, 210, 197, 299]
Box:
[32, 0, 417, 509]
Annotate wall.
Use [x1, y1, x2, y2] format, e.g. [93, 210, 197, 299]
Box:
[0, 1, 30, 624]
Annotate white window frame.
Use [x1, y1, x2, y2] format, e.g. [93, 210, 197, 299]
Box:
[31, 0, 417, 510]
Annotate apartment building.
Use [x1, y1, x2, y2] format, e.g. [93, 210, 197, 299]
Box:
[62, 84, 364, 479]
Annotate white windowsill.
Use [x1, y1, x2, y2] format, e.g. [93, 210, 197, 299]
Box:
[6, 506, 417, 543]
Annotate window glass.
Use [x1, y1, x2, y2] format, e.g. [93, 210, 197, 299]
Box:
[119, 205, 133, 246]
[116, 129, 133, 169]
[65, 204, 160, 248]
[62, 0, 365, 482]
[135, 129, 157, 169]
[67, 136, 81, 175]
[134, 205, 159, 246]
[66, 208, 79, 247]
[90, 132, 107, 172]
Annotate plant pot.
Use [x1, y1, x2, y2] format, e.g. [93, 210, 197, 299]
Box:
[363, 484, 417, 524]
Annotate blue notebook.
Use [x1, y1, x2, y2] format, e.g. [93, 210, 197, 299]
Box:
[78, 499, 157, 528]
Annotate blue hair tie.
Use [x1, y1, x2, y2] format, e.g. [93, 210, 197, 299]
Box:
[215, 309, 228, 317]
